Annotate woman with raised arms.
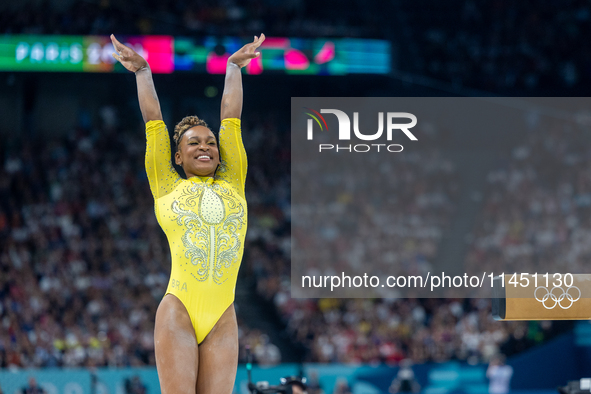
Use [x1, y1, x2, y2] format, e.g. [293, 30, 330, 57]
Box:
[110, 33, 265, 393]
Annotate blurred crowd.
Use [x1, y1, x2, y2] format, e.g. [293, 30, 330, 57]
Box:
[255, 122, 568, 364]
[280, 298, 558, 364]
[399, 0, 591, 90]
[0, 0, 379, 38]
[1, 119, 160, 368]
[465, 117, 591, 279]
[290, 130, 458, 297]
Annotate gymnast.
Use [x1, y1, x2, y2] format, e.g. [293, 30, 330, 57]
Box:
[111, 33, 265, 393]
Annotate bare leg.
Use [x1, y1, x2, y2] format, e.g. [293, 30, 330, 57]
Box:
[195, 303, 239, 394]
[155, 294, 199, 394]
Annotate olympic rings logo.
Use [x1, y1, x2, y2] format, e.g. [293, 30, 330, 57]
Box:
[534, 286, 581, 309]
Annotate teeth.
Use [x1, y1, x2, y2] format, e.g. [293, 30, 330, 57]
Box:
[198, 155, 210, 159]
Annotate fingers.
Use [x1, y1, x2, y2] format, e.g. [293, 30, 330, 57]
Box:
[252, 33, 265, 48]
[252, 34, 265, 43]
[112, 52, 130, 63]
[249, 33, 265, 50]
[257, 33, 265, 46]
[110, 34, 132, 58]
[110, 34, 123, 51]
[242, 33, 265, 58]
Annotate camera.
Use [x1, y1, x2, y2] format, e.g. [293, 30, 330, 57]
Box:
[248, 376, 307, 394]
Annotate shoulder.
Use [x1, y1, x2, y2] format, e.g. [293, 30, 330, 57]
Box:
[213, 175, 244, 194]
[146, 120, 167, 132]
[221, 118, 241, 129]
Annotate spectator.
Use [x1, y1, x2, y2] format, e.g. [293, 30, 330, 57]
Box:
[306, 370, 324, 394]
[487, 354, 513, 394]
[125, 375, 147, 394]
[389, 359, 420, 393]
[22, 377, 45, 394]
[332, 378, 352, 394]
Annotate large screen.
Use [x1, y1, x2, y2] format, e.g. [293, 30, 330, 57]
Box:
[0, 35, 390, 75]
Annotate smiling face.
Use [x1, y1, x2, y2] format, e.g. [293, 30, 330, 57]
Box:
[174, 125, 220, 178]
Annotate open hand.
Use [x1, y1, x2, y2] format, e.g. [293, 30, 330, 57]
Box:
[110, 34, 149, 73]
[228, 34, 266, 68]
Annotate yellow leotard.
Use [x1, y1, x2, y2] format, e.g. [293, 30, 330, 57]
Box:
[145, 118, 247, 344]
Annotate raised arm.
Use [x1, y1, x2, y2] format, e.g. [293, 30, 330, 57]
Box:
[110, 34, 162, 123]
[221, 34, 265, 121]
[215, 35, 264, 197]
[111, 34, 179, 200]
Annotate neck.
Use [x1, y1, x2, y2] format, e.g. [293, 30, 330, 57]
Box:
[187, 173, 214, 179]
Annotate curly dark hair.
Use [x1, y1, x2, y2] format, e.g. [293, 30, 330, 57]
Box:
[173, 116, 210, 150]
